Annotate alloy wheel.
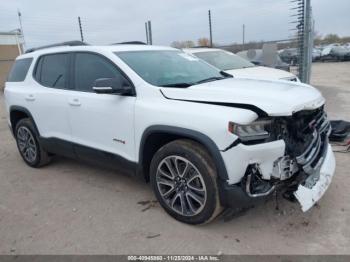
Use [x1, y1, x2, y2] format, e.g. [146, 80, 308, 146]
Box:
[156, 155, 207, 216]
[17, 126, 37, 163]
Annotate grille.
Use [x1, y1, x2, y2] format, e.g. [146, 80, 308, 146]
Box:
[295, 110, 330, 175]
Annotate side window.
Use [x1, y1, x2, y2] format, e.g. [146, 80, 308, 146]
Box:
[35, 53, 69, 89]
[7, 58, 33, 82]
[74, 53, 129, 92]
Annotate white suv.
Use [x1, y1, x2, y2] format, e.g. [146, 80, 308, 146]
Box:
[4, 42, 335, 224]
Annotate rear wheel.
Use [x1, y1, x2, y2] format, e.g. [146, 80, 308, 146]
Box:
[15, 118, 51, 167]
[150, 139, 222, 224]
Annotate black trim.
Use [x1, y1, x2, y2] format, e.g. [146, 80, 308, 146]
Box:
[139, 125, 229, 181]
[222, 139, 241, 152]
[113, 41, 147, 45]
[32, 51, 136, 96]
[9, 106, 40, 136]
[218, 180, 267, 209]
[71, 51, 136, 96]
[39, 137, 137, 176]
[25, 40, 88, 53]
[160, 90, 268, 117]
[32, 52, 73, 90]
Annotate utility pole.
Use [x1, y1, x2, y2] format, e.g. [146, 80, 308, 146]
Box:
[147, 21, 153, 45]
[242, 24, 245, 47]
[208, 10, 213, 47]
[145, 22, 149, 44]
[78, 16, 84, 42]
[293, 0, 312, 83]
[17, 9, 26, 50]
[302, 0, 312, 83]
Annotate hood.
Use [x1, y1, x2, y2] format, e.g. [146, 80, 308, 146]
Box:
[225, 66, 297, 81]
[160, 78, 325, 117]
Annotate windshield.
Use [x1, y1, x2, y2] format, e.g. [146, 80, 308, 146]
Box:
[193, 50, 255, 71]
[116, 50, 224, 87]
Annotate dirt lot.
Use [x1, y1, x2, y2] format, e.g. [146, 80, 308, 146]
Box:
[0, 62, 349, 255]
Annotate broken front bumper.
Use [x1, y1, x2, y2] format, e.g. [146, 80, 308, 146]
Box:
[294, 143, 336, 211]
[219, 142, 335, 212]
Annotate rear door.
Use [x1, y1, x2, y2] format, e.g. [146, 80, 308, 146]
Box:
[28, 53, 75, 157]
[68, 52, 136, 166]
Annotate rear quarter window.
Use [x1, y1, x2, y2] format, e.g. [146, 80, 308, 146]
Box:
[34, 53, 69, 89]
[7, 58, 33, 82]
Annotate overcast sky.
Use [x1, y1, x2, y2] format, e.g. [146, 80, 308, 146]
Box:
[1, 0, 349, 48]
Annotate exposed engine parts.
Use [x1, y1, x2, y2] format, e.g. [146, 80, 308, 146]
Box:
[244, 106, 331, 197]
[245, 165, 275, 198]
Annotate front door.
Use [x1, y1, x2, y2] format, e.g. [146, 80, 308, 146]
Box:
[68, 52, 136, 169]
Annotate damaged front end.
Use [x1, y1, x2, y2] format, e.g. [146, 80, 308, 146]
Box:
[238, 106, 335, 211]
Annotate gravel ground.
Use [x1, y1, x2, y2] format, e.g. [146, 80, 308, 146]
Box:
[0, 62, 349, 255]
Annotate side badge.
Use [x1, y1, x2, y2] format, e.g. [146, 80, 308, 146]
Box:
[113, 138, 126, 144]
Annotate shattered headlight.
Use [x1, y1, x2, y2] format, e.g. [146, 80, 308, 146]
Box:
[228, 119, 273, 142]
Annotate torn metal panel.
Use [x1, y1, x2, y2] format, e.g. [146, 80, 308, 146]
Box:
[294, 144, 335, 212]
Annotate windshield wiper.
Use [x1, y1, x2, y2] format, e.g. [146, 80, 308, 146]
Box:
[162, 83, 192, 88]
[193, 76, 226, 85]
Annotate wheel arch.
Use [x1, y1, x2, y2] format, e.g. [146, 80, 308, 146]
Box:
[9, 106, 40, 136]
[138, 125, 228, 182]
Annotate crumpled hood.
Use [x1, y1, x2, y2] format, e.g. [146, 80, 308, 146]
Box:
[225, 66, 297, 81]
[160, 78, 325, 116]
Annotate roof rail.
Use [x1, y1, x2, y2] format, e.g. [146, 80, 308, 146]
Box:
[112, 41, 147, 45]
[25, 40, 88, 53]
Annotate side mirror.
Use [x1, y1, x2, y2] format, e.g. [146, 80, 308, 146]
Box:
[92, 77, 132, 95]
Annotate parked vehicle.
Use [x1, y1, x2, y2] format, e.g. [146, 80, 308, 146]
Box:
[237, 49, 290, 72]
[279, 48, 298, 65]
[4, 41, 335, 224]
[320, 45, 350, 61]
[184, 48, 299, 82]
[312, 48, 322, 62]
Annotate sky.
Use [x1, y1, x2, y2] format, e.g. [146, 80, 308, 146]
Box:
[0, 0, 349, 49]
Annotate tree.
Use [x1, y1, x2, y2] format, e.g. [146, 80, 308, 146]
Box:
[323, 34, 340, 44]
[197, 37, 210, 47]
[170, 40, 195, 49]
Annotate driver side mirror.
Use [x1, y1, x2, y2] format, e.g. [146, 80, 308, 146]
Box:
[92, 77, 132, 95]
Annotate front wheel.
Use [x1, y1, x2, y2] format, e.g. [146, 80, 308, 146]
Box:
[150, 139, 222, 224]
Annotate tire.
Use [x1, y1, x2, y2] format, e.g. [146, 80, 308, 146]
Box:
[15, 118, 51, 167]
[150, 139, 222, 224]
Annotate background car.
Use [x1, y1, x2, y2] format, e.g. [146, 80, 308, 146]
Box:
[279, 48, 298, 65]
[312, 48, 322, 61]
[236, 48, 290, 72]
[320, 45, 350, 61]
[184, 48, 299, 82]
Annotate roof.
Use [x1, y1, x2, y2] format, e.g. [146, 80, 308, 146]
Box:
[0, 32, 24, 45]
[19, 44, 177, 58]
[0, 31, 22, 36]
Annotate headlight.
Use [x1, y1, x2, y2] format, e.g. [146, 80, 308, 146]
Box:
[228, 119, 273, 142]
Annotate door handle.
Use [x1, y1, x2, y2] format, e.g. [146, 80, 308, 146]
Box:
[69, 98, 81, 106]
[25, 94, 35, 101]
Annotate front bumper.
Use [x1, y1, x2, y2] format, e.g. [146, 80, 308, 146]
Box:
[294, 143, 335, 211]
[219, 142, 336, 211]
[220, 139, 286, 184]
